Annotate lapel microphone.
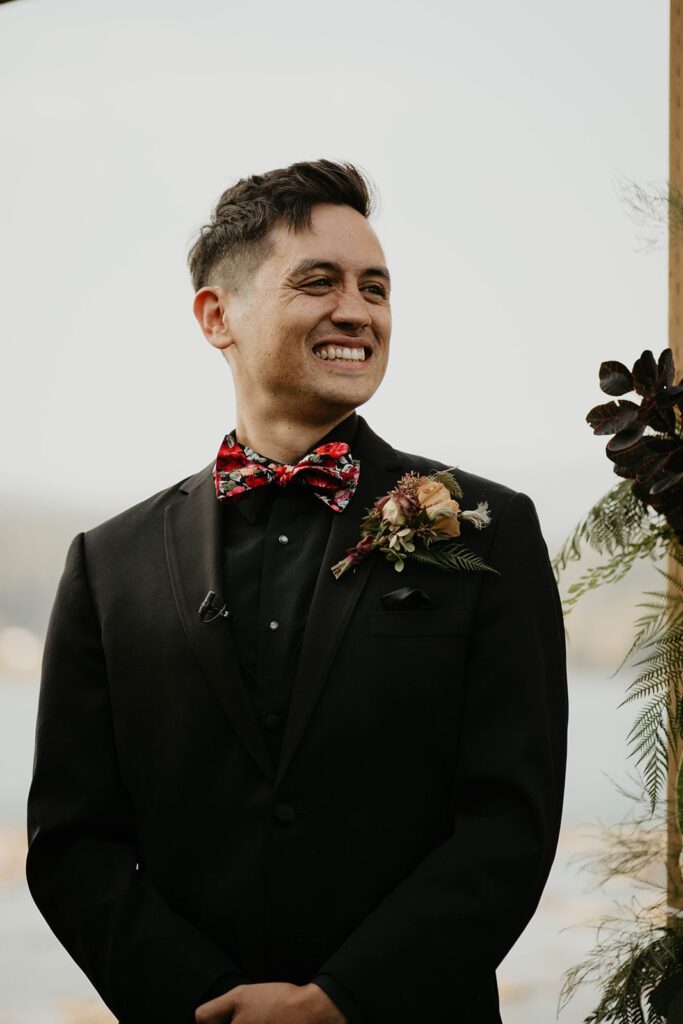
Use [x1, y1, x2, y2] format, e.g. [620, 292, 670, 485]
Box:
[198, 591, 232, 623]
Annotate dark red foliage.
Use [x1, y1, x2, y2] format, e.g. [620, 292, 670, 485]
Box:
[599, 360, 634, 396]
[587, 349, 683, 541]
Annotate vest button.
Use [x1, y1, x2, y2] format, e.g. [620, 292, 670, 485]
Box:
[274, 803, 296, 826]
[264, 713, 281, 733]
[269, 620, 280, 631]
[278, 534, 289, 544]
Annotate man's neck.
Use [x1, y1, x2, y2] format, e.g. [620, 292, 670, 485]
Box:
[233, 409, 357, 464]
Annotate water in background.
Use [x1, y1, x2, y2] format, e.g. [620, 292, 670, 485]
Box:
[1, 666, 648, 1024]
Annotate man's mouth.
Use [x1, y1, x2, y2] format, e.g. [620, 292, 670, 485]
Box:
[311, 342, 371, 363]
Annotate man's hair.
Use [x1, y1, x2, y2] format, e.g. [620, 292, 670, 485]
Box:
[187, 158, 376, 292]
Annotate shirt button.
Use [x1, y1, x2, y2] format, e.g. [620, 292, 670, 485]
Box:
[269, 620, 279, 631]
[273, 803, 296, 826]
[264, 713, 281, 733]
[278, 534, 289, 544]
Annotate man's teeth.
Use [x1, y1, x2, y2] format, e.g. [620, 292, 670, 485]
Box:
[313, 346, 366, 362]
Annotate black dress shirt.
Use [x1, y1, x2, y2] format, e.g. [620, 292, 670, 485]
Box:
[198, 411, 367, 1024]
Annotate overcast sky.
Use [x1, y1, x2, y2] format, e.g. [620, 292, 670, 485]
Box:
[0, 0, 669, 547]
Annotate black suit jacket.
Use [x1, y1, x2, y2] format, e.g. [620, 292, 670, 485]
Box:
[26, 415, 568, 1024]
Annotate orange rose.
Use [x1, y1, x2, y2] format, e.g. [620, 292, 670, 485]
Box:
[428, 499, 461, 537]
[416, 480, 451, 510]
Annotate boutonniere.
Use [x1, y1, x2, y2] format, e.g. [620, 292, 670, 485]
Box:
[330, 468, 499, 579]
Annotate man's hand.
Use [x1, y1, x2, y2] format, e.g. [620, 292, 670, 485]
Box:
[194, 981, 348, 1024]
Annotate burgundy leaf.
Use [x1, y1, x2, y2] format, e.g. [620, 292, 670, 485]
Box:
[599, 360, 634, 396]
[632, 350, 658, 397]
[606, 436, 673, 476]
[610, 459, 640, 481]
[586, 400, 640, 435]
[635, 452, 671, 484]
[649, 470, 683, 496]
[657, 348, 675, 389]
[665, 447, 683, 473]
[662, 494, 683, 529]
[641, 436, 680, 454]
[659, 384, 683, 404]
[606, 422, 647, 452]
[640, 397, 677, 436]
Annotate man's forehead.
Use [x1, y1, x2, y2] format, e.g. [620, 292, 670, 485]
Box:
[267, 236, 388, 280]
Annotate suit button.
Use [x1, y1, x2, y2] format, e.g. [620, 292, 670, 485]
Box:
[264, 713, 281, 733]
[269, 620, 280, 630]
[278, 534, 289, 544]
[274, 803, 296, 826]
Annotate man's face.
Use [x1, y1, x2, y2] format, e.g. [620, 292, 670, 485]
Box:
[218, 202, 391, 420]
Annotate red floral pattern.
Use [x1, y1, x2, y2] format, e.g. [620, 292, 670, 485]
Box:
[213, 433, 360, 513]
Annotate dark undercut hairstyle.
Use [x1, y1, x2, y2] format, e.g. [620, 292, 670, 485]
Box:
[187, 158, 376, 293]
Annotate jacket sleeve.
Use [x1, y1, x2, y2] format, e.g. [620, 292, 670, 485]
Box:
[310, 490, 569, 1022]
[25, 532, 249, 1024]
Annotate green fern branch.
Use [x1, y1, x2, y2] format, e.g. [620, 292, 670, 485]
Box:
[621, 676, 672, 706]
[408, 542, 498, 574]
[559, 918, 683, 1024]
[561, 535, 670, 612]
[553, 481, 665, 574]
[430, 470, 464, 500]
[613, 583, 683, 675]
[623, 689, 678, 811]
[552, 481, 675, 614]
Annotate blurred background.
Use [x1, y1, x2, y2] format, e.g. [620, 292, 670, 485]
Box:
[0, 0, 670, 1020]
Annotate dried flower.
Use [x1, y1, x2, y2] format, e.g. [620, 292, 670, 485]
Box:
[381, 497, 406, 527]
[459, 501, 492, 530]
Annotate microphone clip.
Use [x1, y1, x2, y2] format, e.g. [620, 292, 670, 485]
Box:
[198, 590, 231, 623]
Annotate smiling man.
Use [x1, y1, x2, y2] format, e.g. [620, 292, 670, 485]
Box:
[26, 160, 568, 1024]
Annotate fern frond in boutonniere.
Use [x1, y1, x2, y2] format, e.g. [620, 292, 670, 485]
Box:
[330, 468, 498, 579]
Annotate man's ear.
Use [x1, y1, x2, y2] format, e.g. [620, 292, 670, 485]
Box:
[193, 285, 235, 353]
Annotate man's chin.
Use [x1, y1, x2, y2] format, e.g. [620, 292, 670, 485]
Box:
[311, 385, 376, 412]
[309, 371, 382, 405]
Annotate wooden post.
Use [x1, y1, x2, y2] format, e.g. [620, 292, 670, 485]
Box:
[668, 0, 683, 928]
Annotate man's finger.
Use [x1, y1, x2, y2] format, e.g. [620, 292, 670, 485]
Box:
[195, 990, 239, 1024]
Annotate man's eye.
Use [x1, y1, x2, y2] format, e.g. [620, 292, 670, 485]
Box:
[363, 284, 388, 298]
[304, 277, 332, 288]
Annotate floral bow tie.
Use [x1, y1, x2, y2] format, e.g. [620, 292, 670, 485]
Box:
[213, 433, 360, 513]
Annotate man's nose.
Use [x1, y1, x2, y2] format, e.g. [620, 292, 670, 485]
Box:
[330, 287, 371, 329]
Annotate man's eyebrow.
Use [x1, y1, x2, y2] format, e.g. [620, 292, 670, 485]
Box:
[291, 258, 391, 285]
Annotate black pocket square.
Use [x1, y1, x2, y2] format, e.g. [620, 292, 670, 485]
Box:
[378, 587, 435, 611]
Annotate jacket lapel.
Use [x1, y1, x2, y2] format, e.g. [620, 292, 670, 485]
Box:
[164, 464, 275, 783]
[274, 417, 404, 786]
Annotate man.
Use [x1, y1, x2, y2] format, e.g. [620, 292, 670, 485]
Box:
[26, 159, 568, 1024]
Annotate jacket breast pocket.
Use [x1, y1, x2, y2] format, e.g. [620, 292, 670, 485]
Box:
[366, 609, 470, 636]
